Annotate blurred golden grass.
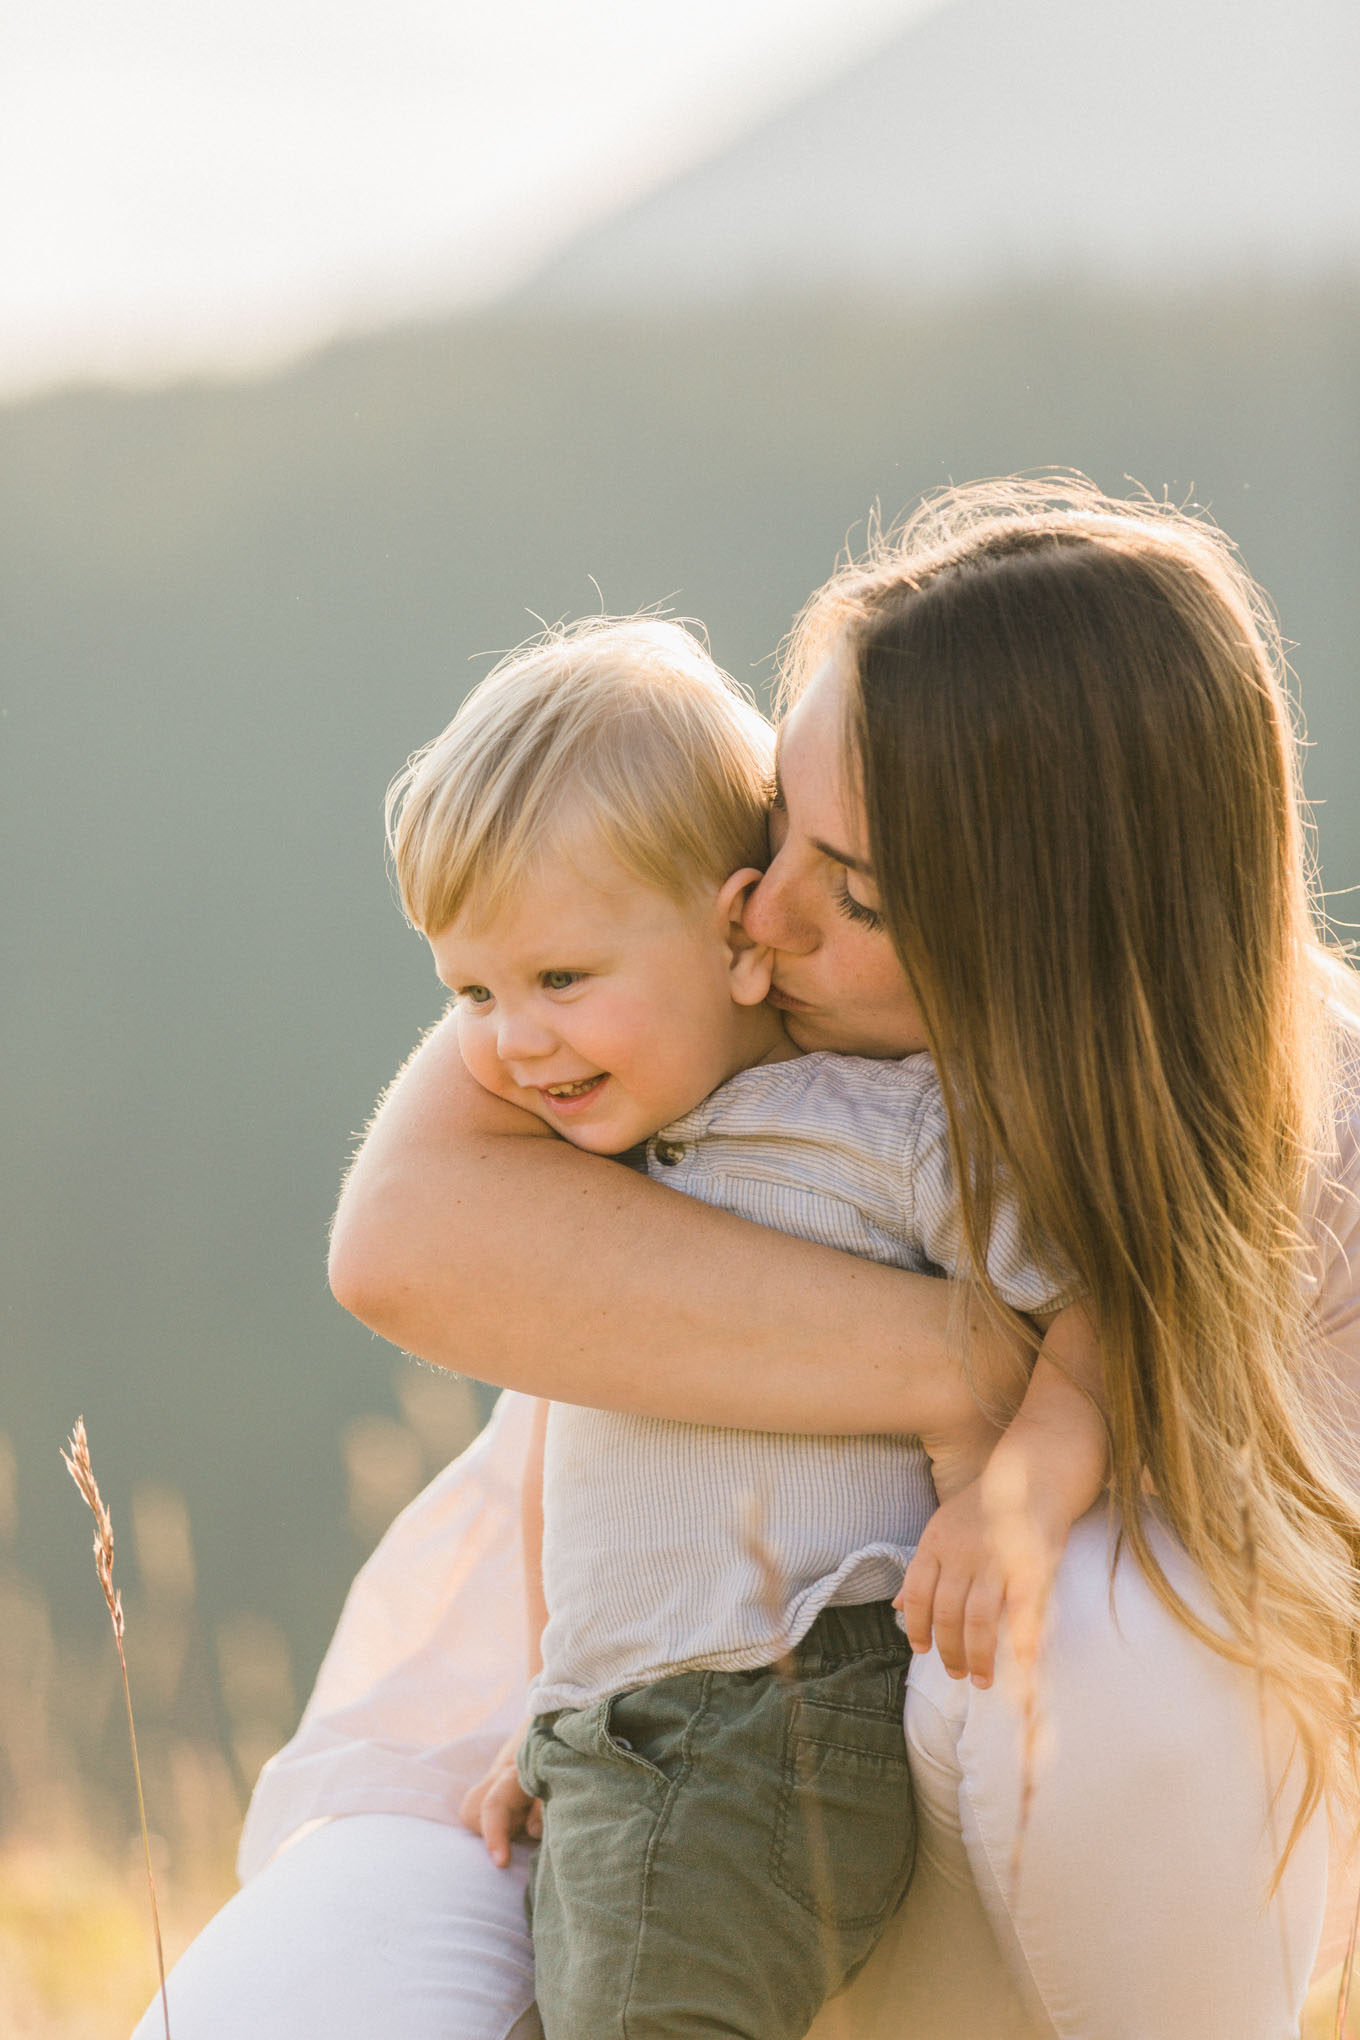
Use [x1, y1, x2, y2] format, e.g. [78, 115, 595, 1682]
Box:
[61, 1420, 169, 2035]
[0, 1367, 484, 2038]
[1306, 1965, 1360, 2038]
[0, 1834, 236, 2040]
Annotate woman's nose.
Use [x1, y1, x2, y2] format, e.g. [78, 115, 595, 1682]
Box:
[745, 850, 818, 956]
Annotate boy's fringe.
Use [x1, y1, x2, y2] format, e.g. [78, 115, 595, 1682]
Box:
[62, 1417, 172, 2040]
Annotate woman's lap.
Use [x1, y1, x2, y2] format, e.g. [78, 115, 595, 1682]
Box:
[132, 1815, 541, 2040]
[827, 1506, 1328, 2040]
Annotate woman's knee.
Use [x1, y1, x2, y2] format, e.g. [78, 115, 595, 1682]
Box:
[131, 1815, 539, 2040]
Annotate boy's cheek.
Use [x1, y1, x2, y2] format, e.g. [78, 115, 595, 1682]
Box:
[456, 1027, 561, 1134]
[455, 1021, 516, 1105]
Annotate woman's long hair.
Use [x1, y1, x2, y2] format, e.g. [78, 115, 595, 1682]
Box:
[783, 475, 1360, 1855]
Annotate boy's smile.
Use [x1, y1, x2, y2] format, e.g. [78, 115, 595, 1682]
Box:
[428, 840, 790, 1156]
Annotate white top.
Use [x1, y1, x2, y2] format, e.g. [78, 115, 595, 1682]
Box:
[237, 1079, 1360, 1885]
[534, 1050, 1071, 1712]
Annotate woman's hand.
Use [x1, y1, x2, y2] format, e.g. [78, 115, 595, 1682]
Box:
[458, 1725, 541, 1868]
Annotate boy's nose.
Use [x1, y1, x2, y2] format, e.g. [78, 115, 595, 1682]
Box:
[495, 1011, 558, 1064]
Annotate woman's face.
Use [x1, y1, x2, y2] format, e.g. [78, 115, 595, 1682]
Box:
[745, 655, 930, 1059]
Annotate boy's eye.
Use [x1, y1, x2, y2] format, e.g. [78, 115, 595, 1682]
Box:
[459, 985, 493, 1005]
[542, 970, 582, 991]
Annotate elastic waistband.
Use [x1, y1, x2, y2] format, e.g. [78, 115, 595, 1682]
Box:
[788, 1599, 908, 1672]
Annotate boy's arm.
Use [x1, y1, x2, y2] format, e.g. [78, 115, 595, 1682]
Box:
[897, 1303, 1108, 1687]
[329, 1011, 1032, 1440]
[459, 1397, 550, 1866]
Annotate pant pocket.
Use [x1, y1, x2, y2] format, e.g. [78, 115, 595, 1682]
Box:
[600, 1678, 705, 1786]
[769, 1693, 916, 1932]
[540, 1680, 703, 1790]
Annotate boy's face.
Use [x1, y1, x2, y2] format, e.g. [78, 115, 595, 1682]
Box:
[429, 843, 774, 1155]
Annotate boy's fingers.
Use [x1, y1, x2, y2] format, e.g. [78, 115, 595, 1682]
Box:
[896, 1551, 940, 1655]
[457, 1780, 487, 1830]
[931, 1572, 971, 1679]
[963, 1575, 1004, 1687]
[481, 1796, 513, 1868]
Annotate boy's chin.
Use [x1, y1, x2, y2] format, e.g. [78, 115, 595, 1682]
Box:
[541, 1110, 648, 1158]
[559, 1127, 645, 1158]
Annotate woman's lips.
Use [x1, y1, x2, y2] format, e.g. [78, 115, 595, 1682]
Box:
[536, 1073, 608, 1114]
[767, 982, 814, 1013]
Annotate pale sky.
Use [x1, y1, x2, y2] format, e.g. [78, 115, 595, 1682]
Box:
[0, 0, 942, 398]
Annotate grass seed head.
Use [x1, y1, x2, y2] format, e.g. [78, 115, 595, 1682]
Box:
[62, 1417, 123, 1640]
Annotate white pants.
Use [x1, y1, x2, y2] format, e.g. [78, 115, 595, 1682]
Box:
[137, 1512, 1328, 2040]
[132, 1815, 543, 2040]
[817, 1509, 1328, 2040]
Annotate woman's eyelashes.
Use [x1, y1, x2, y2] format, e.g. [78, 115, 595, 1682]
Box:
[834, 877, 885, 931]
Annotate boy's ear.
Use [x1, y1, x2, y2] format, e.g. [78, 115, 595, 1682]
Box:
[714, 867, 774, 1007]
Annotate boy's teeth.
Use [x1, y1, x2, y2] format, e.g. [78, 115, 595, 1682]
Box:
[546, 1076, 600, 1098]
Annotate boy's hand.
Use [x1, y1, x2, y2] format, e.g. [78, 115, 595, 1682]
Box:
[894, 1455, 1075, 1686]
[898, 1331, 1110, 1688]
[458, 1725, 541, 1868]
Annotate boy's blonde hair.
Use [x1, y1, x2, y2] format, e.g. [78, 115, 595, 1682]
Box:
[387, 617, 774, 935]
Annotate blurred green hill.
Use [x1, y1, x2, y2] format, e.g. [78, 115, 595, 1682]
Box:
[4, 282, 1359, 1803]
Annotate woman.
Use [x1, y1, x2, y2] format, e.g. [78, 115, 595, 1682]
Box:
[139, 478, 1360, 2039]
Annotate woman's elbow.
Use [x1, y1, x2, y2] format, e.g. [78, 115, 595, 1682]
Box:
[326, 1173, 427, 1338]
[328, 1204, 395, 1331]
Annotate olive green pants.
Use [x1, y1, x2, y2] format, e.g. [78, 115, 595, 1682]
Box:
[519, 1602, 914, 2040]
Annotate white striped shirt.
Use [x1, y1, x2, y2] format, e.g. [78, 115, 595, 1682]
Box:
[532, 1050, 1070, 1714]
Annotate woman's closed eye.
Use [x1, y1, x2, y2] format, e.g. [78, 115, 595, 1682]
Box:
[835, 876, 885, 932]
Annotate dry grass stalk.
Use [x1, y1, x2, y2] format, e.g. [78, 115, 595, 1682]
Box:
[977, 1449, 1050, 1907]
[1336, 1879, 1360, 2040]
[739, 1491, 853, 2040]
[62, 1417, 171, 2040]
[1008, 1649, 1043, 1906]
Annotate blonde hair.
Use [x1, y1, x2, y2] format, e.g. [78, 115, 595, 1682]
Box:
[387, 616, 773, 934]
[784, 475, 1360, 1857]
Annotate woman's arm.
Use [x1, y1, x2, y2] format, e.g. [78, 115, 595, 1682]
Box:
[329, 1012, 1028, 1441]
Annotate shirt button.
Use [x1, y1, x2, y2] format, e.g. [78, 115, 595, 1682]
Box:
[653, 1139, 685, 1166]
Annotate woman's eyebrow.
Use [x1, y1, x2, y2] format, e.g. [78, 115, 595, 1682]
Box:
[812, 837, 873, 876]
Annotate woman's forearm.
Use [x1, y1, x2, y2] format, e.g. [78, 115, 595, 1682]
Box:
[329, 1012, 1027, 1439]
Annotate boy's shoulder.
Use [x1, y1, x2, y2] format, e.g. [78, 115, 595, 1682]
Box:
[659, 1048, 942, 1147]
